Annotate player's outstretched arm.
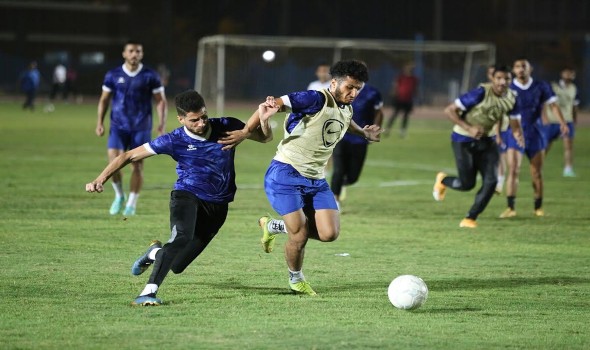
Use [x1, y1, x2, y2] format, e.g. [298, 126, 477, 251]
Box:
[218, 96, 282, 149]
[86, 146, 154, 193]
[96, 91, 111, 137]
[347, 119, 382, 142]
[154, 92, 168, 136]
[508, 118, 525, 148]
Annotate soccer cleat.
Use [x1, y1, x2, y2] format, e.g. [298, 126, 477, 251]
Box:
[289, 281, 317, 296]
[131, 240, 162, 276]
[259, 215, 276, 253]
[123, 206, 136, 216]
[131, 293, 162, 306]
[563, 168, 576, 177]
[432, 172, 447, 201]
[459, 218, 478, 228]
[109, 196, 125, 215]
[499, 208, 517, 218]
[534, 208, 545, 217]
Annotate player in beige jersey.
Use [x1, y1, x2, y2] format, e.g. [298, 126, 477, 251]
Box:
[219, 60, 381, 295]
[432, 65, 524, 228]
[543, 67, 579, 177]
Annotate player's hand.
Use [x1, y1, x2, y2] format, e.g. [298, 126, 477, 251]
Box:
[560, 123, 570, 139]
[86, 181, 104, 193]
[513, 131, 525, 148]
[467, 125, 484, 139]
[495, 134, 503, 146]
[157, 123, 166, 136]
[363, 124, 382, 142]
[218, 129, 251, 150]
[259, 100, 279, 123]
[95, 124, 105, 137]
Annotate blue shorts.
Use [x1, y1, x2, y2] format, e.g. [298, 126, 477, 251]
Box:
[108, 128, 151, 150]
[264, 160, 338, 216]
[506, 126, 547, 159]
[544, 122, 575, 143]
[498, 130, 511, 153]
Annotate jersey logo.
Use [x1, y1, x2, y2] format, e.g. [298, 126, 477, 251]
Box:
[187, 144, 197, 151]
[322, 119, 344, 147]
[117, 77, 125, 84]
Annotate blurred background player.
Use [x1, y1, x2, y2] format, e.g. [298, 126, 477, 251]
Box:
[86, 90, 270, 306]
[384, 62, 418, 138]
[19, 60, 40, 111]
[486, 64, 512, 195]
[95, 40, 168, 216]
[433, 65, 523, 228]
[543, 67, 579, 177]
[500, 58, 569, 218]
[330, 81, 383, 207]
[45, 62, 67, 112]
[307, 62, 331, 90]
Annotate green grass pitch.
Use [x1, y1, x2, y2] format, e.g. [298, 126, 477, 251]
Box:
[1, 101, 589, 349]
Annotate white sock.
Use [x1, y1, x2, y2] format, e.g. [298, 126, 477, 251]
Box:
[140, 283, 158, 296]
[148, 248, 161, 261]
[497, 175, 505, 185]
[267, 219, 287, 234]
[289, 269, 305, 283]
[126, 192, 139, 208]
[112, 182, 124, 198]
[564, 166, 573, 172]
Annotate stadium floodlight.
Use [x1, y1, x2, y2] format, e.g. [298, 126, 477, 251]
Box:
[195, 35, 495, 116]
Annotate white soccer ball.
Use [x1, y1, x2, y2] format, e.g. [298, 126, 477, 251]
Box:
[388, 275, 428, 310]
[262, 50, 276, 62]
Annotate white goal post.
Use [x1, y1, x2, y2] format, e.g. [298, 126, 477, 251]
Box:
[195, 35, 495, 116]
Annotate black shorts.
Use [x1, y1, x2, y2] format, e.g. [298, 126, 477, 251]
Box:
[169, 190, 228, 242]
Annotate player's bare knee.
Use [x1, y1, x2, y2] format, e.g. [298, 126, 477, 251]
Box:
[319, 228, 339, 242]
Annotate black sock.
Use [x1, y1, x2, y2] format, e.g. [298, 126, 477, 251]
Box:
[534, 198, 543, 210]
[507, 196, 515, 210]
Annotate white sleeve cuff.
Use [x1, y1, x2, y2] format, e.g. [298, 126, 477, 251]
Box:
[280, 95, 291, 108]
[152, 86, 164, 94]
[544, 96, 558, 105]
[374, 101, 384, 110]
[143, 143, 156, 155]
[102, 85, 112, 92]
[454, 98, 466, 111]
[509, 114, 521, 120]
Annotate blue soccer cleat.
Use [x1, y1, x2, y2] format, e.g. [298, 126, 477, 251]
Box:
[109, 196, 125, 215]
[123, 206, 136, 216]
[131, 293, 162, 306]
[131, 240, 162, 276]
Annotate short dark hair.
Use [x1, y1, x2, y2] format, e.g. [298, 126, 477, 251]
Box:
[124, 40, 142, 49]
[492, 64, 511, 76]
[175, 90, 206, 116]
[330, 60, 369, 82]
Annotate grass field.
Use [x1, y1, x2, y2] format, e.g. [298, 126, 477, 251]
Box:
[1, 100, 589, 349]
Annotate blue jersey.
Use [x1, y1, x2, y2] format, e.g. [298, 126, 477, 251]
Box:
[510, 78, 556, 132]
[102, 64, 163, 131]
[146, 117, 245, 204]
[21, 69, 40, 92]
[342, 84, 383, 144]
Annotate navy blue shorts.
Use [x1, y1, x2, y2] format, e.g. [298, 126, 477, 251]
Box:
[506, 126, 547, 159]
[498, 130, 511, 153]
[264, 160, 338, 216]
[544, 122, 575, 143]
[108, 128, 151, 150]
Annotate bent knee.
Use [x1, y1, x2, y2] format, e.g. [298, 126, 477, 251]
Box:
[319, 229, 339, 242]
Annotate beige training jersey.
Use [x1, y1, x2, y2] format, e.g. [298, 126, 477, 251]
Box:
[274, 89, 353, 179]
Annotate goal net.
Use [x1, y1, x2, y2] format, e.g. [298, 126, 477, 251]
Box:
[195, 35, 495, 116]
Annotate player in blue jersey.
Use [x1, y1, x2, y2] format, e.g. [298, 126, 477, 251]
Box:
[331, 83, 383, 207]
[543, 67, 579, 177]
[96, 40, 168, 216]
[86, 90, 270, 306]
[433, 65, 524, 228]
[499, 58, 569, 218]
[219, 60, 382, 295]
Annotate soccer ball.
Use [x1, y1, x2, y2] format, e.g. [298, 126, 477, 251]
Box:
[262, 50, 276, 62]
[387, 275, 428, 310]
